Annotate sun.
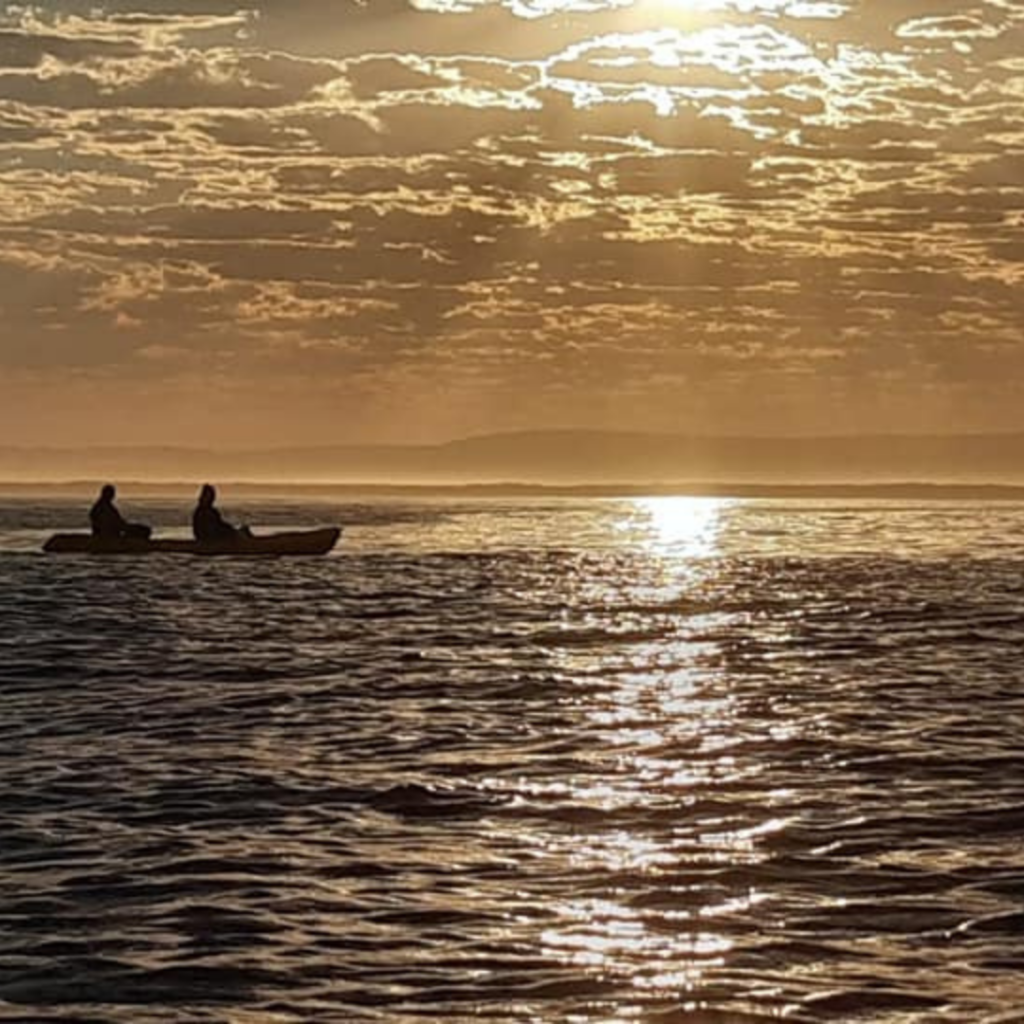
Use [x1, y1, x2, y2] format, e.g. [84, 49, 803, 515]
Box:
[519, 0, 718, 16]
[622, 0, 790, 17]
[634, 0, 722, 13]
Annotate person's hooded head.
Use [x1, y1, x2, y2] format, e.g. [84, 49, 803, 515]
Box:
[100, 484, 116, 502]
[199, 484, 216, 507]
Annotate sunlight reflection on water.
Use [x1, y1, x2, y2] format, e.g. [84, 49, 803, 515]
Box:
[621, 496, 731, 559]
[528, 497, 794, 1007]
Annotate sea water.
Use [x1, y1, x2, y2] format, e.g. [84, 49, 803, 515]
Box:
[0, 497, 1022, 1022]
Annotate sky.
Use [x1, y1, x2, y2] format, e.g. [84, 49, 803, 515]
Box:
[0, 0, 1021, 447]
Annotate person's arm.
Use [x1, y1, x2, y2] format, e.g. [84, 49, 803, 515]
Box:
[214, 508, 238, 538]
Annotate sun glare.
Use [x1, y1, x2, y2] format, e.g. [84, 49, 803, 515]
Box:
[636, 497, 729, 559]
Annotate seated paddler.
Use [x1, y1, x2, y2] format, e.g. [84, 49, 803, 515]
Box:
[192, 484, 250, 543]
[89, 484, 152, 540]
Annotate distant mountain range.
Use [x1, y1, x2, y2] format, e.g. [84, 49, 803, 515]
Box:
[1, 430, 1024, 485]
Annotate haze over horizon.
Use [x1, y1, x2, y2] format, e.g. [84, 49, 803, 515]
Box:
[1, 0, 1022, 448]
[3, 428, 1024, 486]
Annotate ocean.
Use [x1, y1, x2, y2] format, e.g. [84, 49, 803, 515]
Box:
[1, 496, 1022, 1022]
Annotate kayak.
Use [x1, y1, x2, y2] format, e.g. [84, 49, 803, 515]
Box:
[43, 526, 341, 556]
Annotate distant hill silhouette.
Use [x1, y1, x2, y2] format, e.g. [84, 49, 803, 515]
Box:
[1, 430, 1023, 484]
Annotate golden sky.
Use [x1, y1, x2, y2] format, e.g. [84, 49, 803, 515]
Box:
[0, 0, 1021, 446]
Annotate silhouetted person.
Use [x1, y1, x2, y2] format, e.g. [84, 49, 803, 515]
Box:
[192, 484, 249, 543]
[89, 484, 151, 540]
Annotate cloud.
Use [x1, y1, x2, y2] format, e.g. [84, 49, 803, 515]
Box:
[1, 0, 1022, 444]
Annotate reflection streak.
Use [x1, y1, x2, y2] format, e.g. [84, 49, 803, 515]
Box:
[524, 498, 790, 1005]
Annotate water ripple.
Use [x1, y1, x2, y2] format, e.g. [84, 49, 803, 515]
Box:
[1, 498, 1023, 1021]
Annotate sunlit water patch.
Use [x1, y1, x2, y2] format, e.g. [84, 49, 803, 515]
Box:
[1, 498, 1023, 1021]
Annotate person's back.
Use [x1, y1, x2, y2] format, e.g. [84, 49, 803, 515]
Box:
[192, 484, 238, 543]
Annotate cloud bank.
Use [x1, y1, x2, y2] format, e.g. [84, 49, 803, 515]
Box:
[0, 0, 1021, 444]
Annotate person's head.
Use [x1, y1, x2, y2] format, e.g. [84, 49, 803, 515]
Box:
[199, 483, 216, 506]
[100, 484, 116, 501]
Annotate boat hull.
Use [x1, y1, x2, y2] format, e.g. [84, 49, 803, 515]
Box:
[43, 527, 342, 556]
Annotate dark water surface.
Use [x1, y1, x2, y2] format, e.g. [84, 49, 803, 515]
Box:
[1, 497, 1023, 1022]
